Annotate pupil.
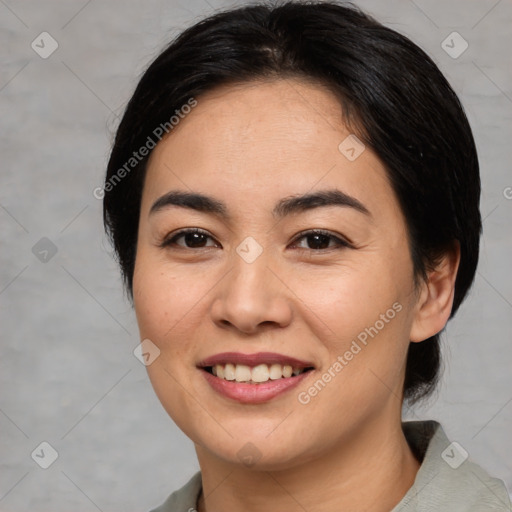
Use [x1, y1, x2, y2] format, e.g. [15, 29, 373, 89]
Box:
[309, 234, 329, 249]
[186, 232, 206, 247]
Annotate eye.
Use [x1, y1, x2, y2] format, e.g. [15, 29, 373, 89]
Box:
[290, 229, 352, 251]
[159, 228, 352, 251]
[159, 228, 219, 249]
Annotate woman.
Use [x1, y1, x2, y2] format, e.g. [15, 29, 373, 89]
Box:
[102, 2, 511, 510]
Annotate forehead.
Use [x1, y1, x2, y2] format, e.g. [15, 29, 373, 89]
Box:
[142, 79, 392, 218]
[159, 78, 348, 160]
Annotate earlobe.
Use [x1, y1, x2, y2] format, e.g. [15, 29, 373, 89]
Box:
[410, 242, 461, 343]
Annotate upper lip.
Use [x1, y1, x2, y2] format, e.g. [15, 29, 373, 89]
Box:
[197, 352, 315, 369]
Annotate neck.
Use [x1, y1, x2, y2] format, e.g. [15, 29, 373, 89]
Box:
[195, 415, 420, 512]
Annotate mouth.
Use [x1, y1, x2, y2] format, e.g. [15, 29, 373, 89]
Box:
[197, 352, 315, 403]
[202, 363, 314, 384]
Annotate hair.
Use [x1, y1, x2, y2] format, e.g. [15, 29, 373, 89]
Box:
[103, 0, 481, 405]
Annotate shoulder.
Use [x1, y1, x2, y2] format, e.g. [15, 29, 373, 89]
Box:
[148, 471, 202, 512]
[394, 420, 511, 511]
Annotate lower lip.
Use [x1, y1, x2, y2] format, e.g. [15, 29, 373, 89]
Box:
[200, 369, 312, 404]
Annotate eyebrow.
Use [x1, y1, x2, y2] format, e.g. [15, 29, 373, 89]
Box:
[149, 189, 371, 219]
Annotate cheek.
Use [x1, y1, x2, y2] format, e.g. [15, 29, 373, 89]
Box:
[292, 255, 413, 391]
[132, 254, 211, 436]
[133, 253, 209, 345]
[297, 259, 405, 337]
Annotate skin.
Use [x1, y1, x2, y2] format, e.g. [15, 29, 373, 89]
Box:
[133, 78, 460, 512]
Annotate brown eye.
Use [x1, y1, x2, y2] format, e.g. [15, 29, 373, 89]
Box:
[292, 230, 352, 250]
[160, 229, 219, 249]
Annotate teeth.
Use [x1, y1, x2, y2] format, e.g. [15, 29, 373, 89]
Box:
[224, 363, 236, 381]
[211, 363, 307, 383]
[269, 364, 283, 380]
[251, 364, 270, 383]
[235, 364, 252, 382]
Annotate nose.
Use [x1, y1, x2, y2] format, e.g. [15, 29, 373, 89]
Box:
[210, 251, 293, 335]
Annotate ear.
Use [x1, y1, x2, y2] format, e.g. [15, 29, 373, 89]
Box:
[410, 242, 461, 343]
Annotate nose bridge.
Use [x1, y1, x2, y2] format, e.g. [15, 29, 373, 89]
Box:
[228, 241, 275, 306]
[234, 244, 270, 291]
[210, 239, 292, 333]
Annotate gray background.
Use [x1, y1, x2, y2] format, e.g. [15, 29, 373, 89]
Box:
[1, 0, 511, 510]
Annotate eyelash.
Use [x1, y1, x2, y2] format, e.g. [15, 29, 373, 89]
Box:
[159, 228, 353, 252]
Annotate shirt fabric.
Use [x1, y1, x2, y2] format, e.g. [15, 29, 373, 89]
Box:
[149, 420, 512, 512]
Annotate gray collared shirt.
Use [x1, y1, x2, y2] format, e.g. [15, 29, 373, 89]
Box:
[149, 420, 512, 511]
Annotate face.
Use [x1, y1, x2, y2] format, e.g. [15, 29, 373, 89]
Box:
[133, 78, 421, 470]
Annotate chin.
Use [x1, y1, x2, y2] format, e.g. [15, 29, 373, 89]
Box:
[192, 424, 320, 471]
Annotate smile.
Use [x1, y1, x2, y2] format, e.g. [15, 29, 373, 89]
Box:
[197, 352, 315, 403]
[206, 363, 311, 383]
